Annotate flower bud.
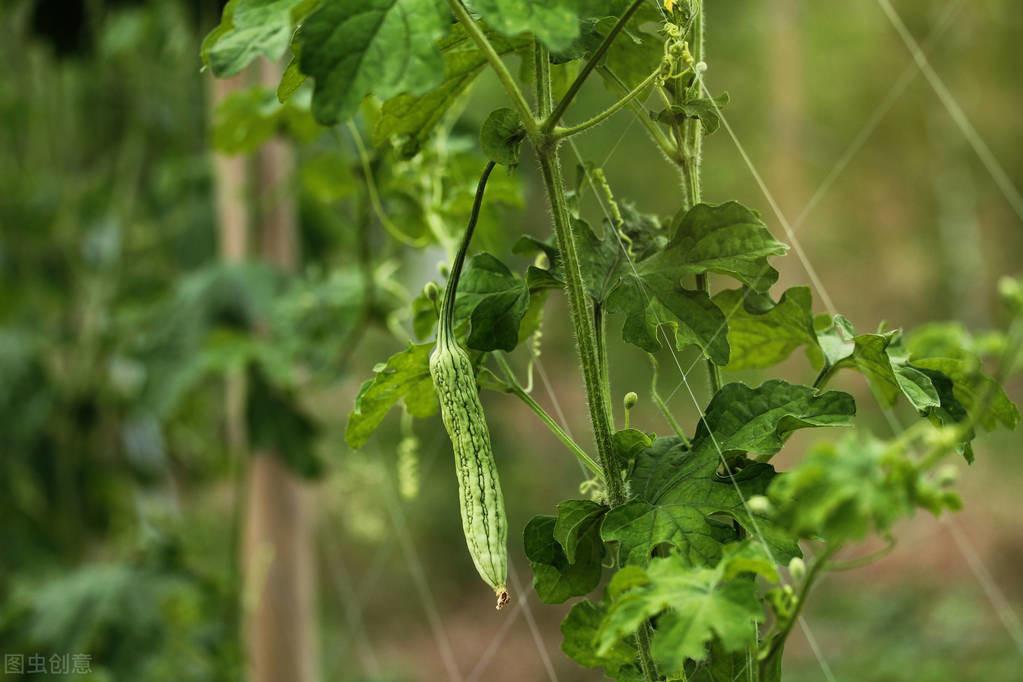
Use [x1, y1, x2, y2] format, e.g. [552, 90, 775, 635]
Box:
[624, 392, 639, 410]
[424, 281, 440, 301]
[747, 495, 772, 515]
[788, 557, 806, 582]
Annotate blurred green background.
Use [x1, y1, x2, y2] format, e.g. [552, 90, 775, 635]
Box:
[1, 0, 1021, 680]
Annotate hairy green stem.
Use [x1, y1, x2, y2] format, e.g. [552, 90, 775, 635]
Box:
[537, 149, 625, 504]
[594, 303, 615, 428]
[493, 353, 603, 477]
[543, 0, 646, 134]
[555, 68, 661, 139]
[679, 3, 721, 396]
[535, 38, 659, 682]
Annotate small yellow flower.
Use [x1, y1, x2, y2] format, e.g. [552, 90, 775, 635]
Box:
[664, 0, 676, 12]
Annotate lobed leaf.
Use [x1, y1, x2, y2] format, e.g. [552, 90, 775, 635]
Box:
[597, 548, 769, 671]
[713, 286, 817, 370]
[561, 600, 639, 677]
[455, 253, 531, 352]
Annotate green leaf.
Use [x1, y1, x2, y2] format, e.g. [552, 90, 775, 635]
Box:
[524, 514, 603, 604]
[641, 202, 788, 293]
[913, 357, 1019, 432]
[374, 26, 526, 151]
[410, 287, 439, 341]
[212, 86, 319, 154]
[713, 286, 817, 370]
[814, 313, 855, 368]
[838, 333, 940, 411]
[602, 434, 797, 567]
[609, 273, 730, 364]
[597, 7, 664, 88]
[480, 108, 527, 167]
[277, 49, 307, 102]
[554, 499, 608, 563]
[904, 322, 976, 361]
[298, 0, 447, 124]
[597, 552, 765, 670]
[605, 274, 664, 354]
[247, 365, 322, 479]
[653, 93, 730, 136]
[693, 380, 857, 459]
[345, 343, 437, 448]
[455, 253, 531, 352]
[472, 0, 617, 51]
[613, 428, 654, 472]
[561, 600, 638, 676]
[573, 217, 628, 303]
[769, 432, 917, 542]
[202, 0, 315, 77]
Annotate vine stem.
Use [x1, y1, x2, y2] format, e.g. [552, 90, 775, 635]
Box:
[452, 5, 659, 676]
[759, 544, 840, 678]
[599, 65, 678, 159]
[544, 0, 646, 133]
[492, 353, 603, 478]
[535, 35, 659, 682]
[536, 150, 625, 505]
[555, 68, 661, 140]
[679, 2, 722, 396]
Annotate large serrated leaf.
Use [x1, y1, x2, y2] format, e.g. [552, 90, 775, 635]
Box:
[472, 0, 622, 51]
[455, 253, 531, 352]
[299, 0, 448, 124]
[602, 435, 797, 568]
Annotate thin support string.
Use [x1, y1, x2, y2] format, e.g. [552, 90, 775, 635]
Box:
[795, 0, 964, 229]
[340, 432, 450, 657]
[697, 75, 838, 316]
[381, 462, 464, 682]
[797, 617, 839, 682]
[509, 562, 562, 682]
[322, 542, 384, 677]
[464, 595, 528, 682]
[535, 356, 591, 480]
[876, 0, 1023, 224]
[942, 516, 1023, 655]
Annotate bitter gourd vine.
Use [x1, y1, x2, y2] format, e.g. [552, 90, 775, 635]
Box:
[429, 160, 510, 609]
